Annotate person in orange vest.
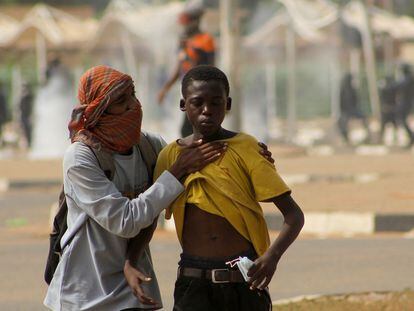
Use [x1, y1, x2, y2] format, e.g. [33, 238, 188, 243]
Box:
[158, 2, 215, 137]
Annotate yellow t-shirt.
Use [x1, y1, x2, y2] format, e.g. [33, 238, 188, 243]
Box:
[153, 133, 291, 256]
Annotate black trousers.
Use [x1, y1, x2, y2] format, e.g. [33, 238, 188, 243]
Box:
[396, 104, 414, 145]
[173, 276, 272, 311]
[337, 111, 370, 142]
[121, 308, 159, 311]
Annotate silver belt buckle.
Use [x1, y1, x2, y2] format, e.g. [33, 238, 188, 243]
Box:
[211, 269, 230, 283]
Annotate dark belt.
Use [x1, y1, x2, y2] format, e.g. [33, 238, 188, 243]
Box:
[177, 267, 245, 284]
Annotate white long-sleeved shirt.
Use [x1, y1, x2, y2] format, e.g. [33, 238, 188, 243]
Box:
[44, 132, 183, 311]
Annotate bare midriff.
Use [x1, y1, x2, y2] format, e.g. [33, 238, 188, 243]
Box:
[182, 203, 254, 259]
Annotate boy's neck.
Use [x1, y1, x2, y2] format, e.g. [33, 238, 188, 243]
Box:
[178, 129, 238, 146]
[193, 128, 237, 142]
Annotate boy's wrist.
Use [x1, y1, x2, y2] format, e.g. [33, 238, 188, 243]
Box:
[267, 247, 282, 262]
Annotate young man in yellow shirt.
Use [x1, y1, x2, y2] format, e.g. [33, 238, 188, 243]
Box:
[155, 65, 305, 310]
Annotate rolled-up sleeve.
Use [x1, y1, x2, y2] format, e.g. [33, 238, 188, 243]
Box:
[66, 159, 183, 238]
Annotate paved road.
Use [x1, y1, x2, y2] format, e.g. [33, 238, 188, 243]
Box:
[1, 190, 413, 310]
[152, 234, 414, 310]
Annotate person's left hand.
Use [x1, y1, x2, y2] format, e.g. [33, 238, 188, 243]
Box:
[258, 142, 275, 164]
[124, 260, 160, 307]
[247, 251, 279, 290]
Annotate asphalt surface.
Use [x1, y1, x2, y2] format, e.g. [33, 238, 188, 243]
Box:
[154, 235, 414, 310]
[1, 189, 414, 310]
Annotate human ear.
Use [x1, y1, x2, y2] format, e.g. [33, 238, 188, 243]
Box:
[226, 97, 232, 111]
[180, 99, 186, 111]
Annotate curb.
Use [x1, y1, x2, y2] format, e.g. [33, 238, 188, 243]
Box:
[0, 172, 381, 192]
[265, 212, 414, 234]
[9, 177, 414, 234]
[0, 178, 61, 192]
[158, 211, 414, 234]
[282, 173, 380, 185]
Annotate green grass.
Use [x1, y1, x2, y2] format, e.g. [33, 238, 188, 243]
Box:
[274, 290, 414, 311]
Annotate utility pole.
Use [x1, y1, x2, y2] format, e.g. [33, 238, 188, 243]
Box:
[36, 32, 47, 85]
[286, 25, 297, 142]
[360, 0, 381, 125]
[220, 0, 242, 131]
[383, 0, 395, 74]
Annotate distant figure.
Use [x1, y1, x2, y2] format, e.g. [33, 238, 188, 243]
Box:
[45, 58, 62, 83]
[30, 59, 74, 158]
[337, 73, 371, 144]
[379, 76, 398, 144]
[19, 83, 34, 147]
[395, 64, 414, 147]
[158, 0, 215, 137]
[0, 84, 8, 145]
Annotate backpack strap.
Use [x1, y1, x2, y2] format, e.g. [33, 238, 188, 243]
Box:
[125, 132, 160, 262]
[90, 147, 116, 180]
[138, 132, 159, 184]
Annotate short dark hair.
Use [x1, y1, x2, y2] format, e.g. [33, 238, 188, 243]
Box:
[181, 65, 230, 98]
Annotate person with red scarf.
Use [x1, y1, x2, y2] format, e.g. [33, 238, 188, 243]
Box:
[44, 65, 227, 311]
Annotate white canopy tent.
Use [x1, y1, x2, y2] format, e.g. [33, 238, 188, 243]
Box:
[4, 4, 97, 48]
[0, 13, 19, 47]
[342, 1, 414, 40]
[243, 0, 414, 142]
[245, 0, 414, 50]
[244, 0, 338, 51]
[2, 4, 97, 83]
[0, 4, 98, 158]
[89, 1, 184, 68]
[244, 0, 340, 141]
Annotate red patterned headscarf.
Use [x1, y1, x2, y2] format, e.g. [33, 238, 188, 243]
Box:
[69, 65, 142, 153]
